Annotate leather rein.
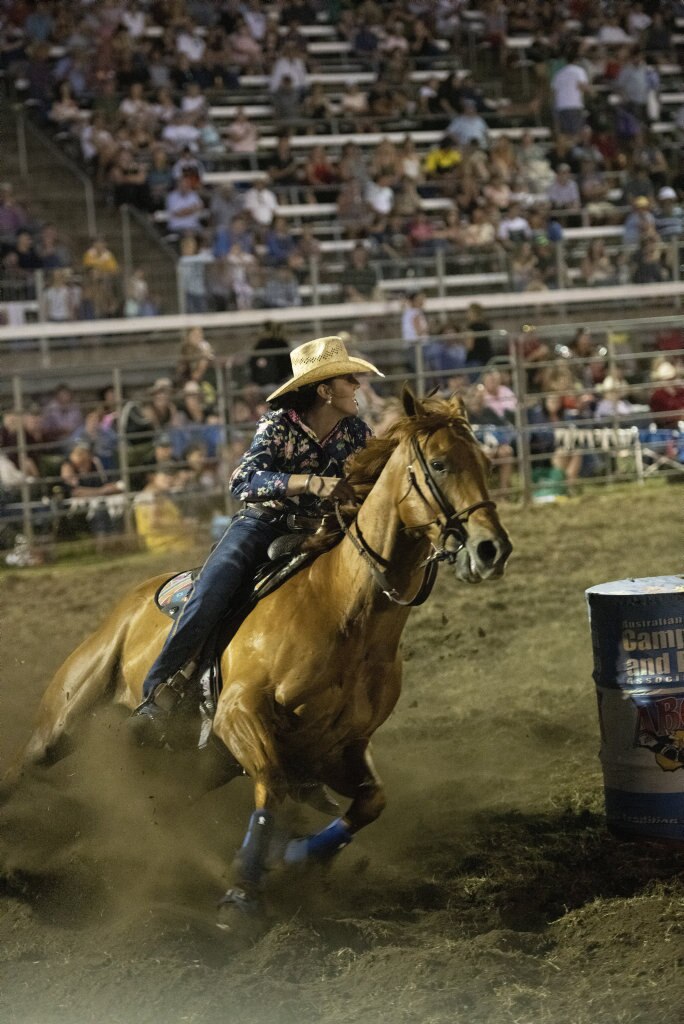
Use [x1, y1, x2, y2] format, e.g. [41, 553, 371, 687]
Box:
[334, 431, 497, 607]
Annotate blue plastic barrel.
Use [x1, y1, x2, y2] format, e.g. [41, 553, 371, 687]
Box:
[586, 576, 684, 841]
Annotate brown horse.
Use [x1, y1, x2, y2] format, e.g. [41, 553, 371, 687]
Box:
[2, 389, 512, 916]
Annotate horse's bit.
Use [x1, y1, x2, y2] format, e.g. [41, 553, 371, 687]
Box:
[335, 430, 497, 607]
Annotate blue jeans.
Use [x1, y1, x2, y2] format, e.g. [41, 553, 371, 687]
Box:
[142, 509, 286, 698]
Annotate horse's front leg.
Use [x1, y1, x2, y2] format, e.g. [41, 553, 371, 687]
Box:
[213, 694, 286, 919]
[283, 740, 386, 866]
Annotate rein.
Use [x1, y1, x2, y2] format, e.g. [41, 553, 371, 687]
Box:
[335, 428, 497, 607]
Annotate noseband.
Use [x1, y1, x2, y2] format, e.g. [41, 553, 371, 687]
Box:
[335, 428, 497, 606]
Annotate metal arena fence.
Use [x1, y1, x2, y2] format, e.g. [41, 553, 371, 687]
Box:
[2, 311, 684, 560]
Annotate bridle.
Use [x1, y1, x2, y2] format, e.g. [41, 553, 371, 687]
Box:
[334, 428, 497, 607]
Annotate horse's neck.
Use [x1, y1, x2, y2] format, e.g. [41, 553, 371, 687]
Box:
[333, 454, 431, 613]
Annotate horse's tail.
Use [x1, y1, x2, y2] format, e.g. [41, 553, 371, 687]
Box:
[0, 576, 162, 801]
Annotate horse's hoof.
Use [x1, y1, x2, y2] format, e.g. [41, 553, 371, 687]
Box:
[216, 888, 266, 939]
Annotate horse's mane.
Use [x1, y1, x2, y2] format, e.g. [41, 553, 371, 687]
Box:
[304, 396, 475, 555]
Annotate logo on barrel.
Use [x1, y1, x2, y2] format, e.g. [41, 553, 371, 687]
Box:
[636, 696, 684, 772]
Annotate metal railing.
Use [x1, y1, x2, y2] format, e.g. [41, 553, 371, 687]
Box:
[3, 312, 684, 559]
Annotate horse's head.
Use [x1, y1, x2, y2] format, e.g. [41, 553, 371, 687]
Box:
[397, 386, 512, 583]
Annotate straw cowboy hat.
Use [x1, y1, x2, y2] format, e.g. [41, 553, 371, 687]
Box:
[266, 335, 384, 402]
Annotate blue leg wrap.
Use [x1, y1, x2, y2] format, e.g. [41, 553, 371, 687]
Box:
[283, 817, 353, 866]
[234, 809, 274, 888]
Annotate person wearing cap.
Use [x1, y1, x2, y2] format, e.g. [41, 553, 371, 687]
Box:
[623, 195, 656, 245]
[649, 360, 684, 429]
[654, 186, 684, 240]
[132, 335, 384, 733]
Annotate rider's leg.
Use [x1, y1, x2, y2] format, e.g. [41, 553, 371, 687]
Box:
[138, 512, 283, 710]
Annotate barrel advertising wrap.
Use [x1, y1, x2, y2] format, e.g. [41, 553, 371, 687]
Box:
[586, 576, 684, 841]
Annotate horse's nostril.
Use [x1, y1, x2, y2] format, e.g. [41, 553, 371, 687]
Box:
[477, 540, 498, 566]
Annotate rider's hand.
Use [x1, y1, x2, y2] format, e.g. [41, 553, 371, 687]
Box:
[310, 476, 357, 503]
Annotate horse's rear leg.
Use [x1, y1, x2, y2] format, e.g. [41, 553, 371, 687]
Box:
[283, 740, 386, 865]
[0, 616, 128, 801]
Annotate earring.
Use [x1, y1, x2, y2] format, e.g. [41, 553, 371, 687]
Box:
[327, 397, 332, 405]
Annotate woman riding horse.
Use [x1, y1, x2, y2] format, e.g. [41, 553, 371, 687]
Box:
[132, 335, 384, 740]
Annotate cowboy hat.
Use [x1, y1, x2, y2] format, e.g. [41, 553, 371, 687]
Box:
[266, 336, 384, 403]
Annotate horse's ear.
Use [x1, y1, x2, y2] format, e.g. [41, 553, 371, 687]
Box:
[449, 395, 466, 417]
[402, 383, 427, 418]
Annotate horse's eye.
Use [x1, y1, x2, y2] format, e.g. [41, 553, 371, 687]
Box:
[430, 459, 446, 473]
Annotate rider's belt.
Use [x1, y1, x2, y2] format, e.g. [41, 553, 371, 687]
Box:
[243, 505, 319, 532]
[243, 504, 284, 524]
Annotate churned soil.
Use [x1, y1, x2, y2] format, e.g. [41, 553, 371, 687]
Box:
[1, 484, 683, 1024]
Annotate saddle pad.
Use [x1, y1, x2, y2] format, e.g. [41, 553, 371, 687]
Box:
[155, 569, 199, 619]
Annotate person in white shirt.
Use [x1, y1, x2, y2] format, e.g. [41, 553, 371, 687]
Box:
[497, 203, 532, 248]
[550, 47, 591, 138]
[243, 179, 279, 228]
[162, 113, 201, 154]
[165, 176, 206, 233]
[365, 175, 394, 216]
[269, 42, 308, 95]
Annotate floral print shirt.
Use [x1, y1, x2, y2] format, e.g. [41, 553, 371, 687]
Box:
[229, 409, 371, 513]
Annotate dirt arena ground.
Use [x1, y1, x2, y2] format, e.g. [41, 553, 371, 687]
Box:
[1, 484, 683, 1024]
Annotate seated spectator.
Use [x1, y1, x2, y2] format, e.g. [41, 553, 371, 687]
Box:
[580, 238, 618, 286]
[41, 383, 84, 444]
[422, 136, 462, 183]
[13, 228, 43, 273]
[631, 235, 668, 283]
[227, 17, 263, 71]
[126, 378, 180, 448]
[265, 134, 301, 188]
[161, 111, 201, 156]
[260, 265, 301, 308]
[447, 99, 490, 150]
[124, 267, 159, 317]
[578, 158, 616, 225]
[178, 380, 218, 427]
[49, 80, 86, 129]
[178, 234, 212, 313]
[224, 108, 259, 156]
[339, 82, 369, 128]
[213, 213, 255, 259]
[649, 360, 684, 428]
[243, 178, 279, 230]
[547, 163, 581, 215]
[133, 468, 196, 554]
[654, 186, 684, 239]
[269, 40, 308, 96]
[497, 203, 532, 250]
[464, 303, 494, 374]
[81, 236, 120, 317]
[248, 323, 292, 389]
[180, 81, 208, 124]
[568, 327, 606, 389]
[69, 404, 118, 471]
[36, 222, 71, 269]
[401, 290, 430, 358]
[510, 241, 540, 292]
[365, 174, 395, 218]
[594, 376, 646, 421]
[480, 368, 517, 423]
[171, 146, 205, 190]
[464, 383, 515, 491]
[303, 83, 333, 122]
[337, 174, 371, 238]
[0, 182, 29, 244]
[304, 145, 339, 201]
[43, 268, 81, 322]
[528, 393, 583, 495]
[144, 146, 174, 212]
[58, 438, 124, 539]
[341, 244, 379, 301]
[622, 195, 655, 245]
[264, 216, 297, 268]
[109, 147, 150, 209]
[272, 75, 303, 123]
[165, 175, 206, 235]
[463, 207, 497, 250]
[226, 242, 257, 309]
